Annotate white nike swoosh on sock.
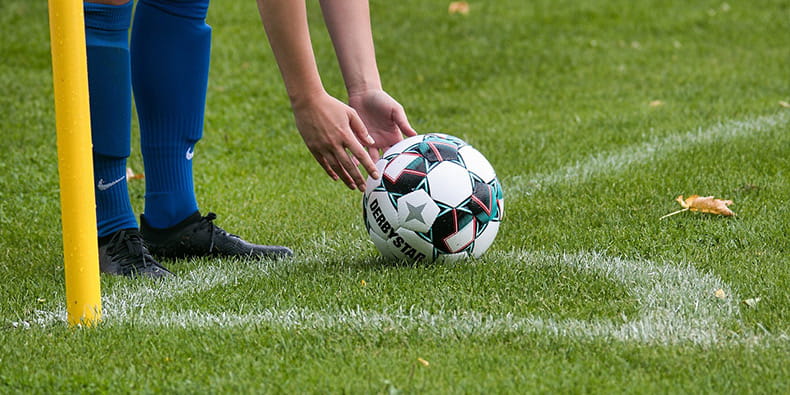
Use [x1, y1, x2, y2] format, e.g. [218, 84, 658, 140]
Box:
[186, 146, 195, 160]
[97, 175, 125, 191]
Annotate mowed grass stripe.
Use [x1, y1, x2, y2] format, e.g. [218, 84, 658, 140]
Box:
[505, 112, 790, 197]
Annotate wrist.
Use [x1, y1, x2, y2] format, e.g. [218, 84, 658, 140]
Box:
[346, 78, 382, 98]
[288, 85, 328, 110]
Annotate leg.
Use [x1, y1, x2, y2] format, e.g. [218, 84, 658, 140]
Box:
[131, 0, 292, 260]
[85, 0, 136, 238]
[131, 0, 211, 229]
[85, 0, 171, 278]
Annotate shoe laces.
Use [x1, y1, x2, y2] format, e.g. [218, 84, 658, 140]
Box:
[197, 212, 239, 253]
[107, 230, 152, 271]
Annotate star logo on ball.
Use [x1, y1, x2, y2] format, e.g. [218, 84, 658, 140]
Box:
[404, 201, 427, 224]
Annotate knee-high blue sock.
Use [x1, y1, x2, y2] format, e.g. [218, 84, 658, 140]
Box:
[85, 1, 137, 238]
[131, 0, 211, 229]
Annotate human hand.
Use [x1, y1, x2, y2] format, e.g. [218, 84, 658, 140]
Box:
[292, 90, 379, 191]
[348, 89, 417, 161]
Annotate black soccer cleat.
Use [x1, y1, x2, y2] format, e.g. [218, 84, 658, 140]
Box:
[140, 211, 293, 260]
[99, 229, 174, 279]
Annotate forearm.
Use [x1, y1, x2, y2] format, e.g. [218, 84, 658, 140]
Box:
[319, 0, 382, 95]
[256, 0, 325, 107]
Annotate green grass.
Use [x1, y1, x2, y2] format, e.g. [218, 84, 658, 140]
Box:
[1, 0, 789, 392]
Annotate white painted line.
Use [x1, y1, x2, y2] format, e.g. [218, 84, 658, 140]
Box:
[505, 112, 790, 197]
[19, 114, 790, 346]
[27, 251, 774, 346]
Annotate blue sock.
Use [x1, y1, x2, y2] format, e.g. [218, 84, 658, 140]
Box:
[131, 0, 211, 229]
[84, 1, 137, 238]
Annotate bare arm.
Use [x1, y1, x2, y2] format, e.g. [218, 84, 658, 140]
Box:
[318, 0, 381, 95]
[320, 0, 417, 159]
[256, 0, 378, 190]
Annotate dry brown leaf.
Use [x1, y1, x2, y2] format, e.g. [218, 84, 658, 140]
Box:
[779, 100, 790, 108]
[448, 2, 470, 15]
[417, 357, 430, 367]
[660, 194, 735, 219]
[126, 167, 144, 180]
[677, 195, 735, 216]
[649, 100, 664, 107]
[714, 288, 726, 299]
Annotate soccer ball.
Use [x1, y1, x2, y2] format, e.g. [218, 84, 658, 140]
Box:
[362, 133, 504, 263]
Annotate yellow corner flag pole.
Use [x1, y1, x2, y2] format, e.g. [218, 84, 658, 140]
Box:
[48, 0, 102, 326]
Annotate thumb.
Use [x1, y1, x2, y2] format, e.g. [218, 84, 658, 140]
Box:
[349, 109, 376, 146]
[368, 146, 381, 162]
[347, 109, 379, 178]
[394, 108, 417, 137]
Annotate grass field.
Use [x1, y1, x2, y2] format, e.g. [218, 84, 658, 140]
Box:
[1, 0, 789, 392]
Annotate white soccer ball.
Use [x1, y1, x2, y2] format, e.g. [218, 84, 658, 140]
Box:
[363, 133, 504, 263]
